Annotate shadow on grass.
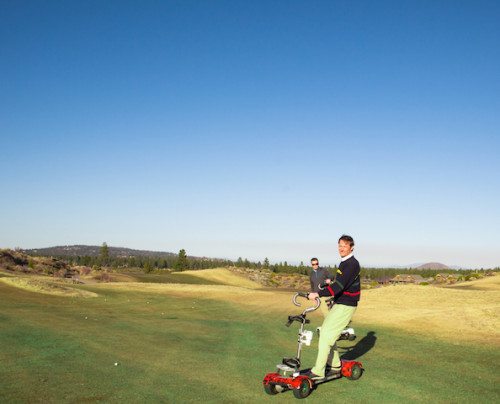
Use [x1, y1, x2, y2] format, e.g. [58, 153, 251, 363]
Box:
[341, 331, 377, 360]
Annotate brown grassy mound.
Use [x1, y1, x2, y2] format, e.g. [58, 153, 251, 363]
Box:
[355, 275, 500, 345]
[228, 266, 310, 289]
[443, 273, 499, 291]
[176, 268, 262, 289]
[0, 276, 98, 298]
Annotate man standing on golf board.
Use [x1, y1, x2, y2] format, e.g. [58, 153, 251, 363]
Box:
[306, 235, 361, 380]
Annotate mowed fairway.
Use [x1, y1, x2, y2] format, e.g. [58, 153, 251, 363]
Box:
[1, 272, 499, 403]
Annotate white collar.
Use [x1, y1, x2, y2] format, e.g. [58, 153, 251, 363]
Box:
[341, 252, 354, 262]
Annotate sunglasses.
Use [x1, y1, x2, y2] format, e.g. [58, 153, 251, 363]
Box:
[311, 263, 319, 266]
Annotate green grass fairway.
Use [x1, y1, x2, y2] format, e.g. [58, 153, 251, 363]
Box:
[1, 281, 499, 403]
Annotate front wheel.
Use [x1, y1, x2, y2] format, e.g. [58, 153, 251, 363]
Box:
[293, 379, 312, 399]
[264, 383, 279, 395]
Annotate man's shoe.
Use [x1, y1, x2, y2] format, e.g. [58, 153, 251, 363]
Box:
[303, 370, 324, 380]
[326, 366, 342, 377]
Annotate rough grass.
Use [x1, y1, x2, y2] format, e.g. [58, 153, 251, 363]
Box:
[0, 276, 97, 298]
[103, 269, 224, 285]
[90, 274, 500, 346]
[445, 274, 499, 290]
[176, 268, 262, 289]
[1, 274, 499, 402]
[355, 275, 500, 345]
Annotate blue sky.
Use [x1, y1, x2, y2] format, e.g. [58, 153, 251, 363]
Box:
[1, 1, 499, 268]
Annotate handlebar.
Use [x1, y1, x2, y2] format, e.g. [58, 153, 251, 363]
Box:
[318, 281, 331, 291]
[292, 292, 320, 314]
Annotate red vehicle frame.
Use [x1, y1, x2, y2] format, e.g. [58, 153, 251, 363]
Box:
[262, 292, 363, 399]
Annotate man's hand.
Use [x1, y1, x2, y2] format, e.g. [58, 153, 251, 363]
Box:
[308, 292, 319, 300]
[325, 279, 331, 284]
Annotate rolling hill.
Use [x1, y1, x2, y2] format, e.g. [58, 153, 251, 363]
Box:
[414, 262, 450, 270]
[22, 245, 178, 259]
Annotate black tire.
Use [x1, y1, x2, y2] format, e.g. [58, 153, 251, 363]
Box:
[264, 383, 279, 395]
[347, 364, 363, 380]
[293, 379, 312, 399]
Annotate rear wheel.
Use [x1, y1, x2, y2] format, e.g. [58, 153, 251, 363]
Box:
[293, 379, 312, 399]
[264, 383, 279, 395]
[347, 364, 363, 380]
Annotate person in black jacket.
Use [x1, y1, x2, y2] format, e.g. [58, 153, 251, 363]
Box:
[305, 235, 361, 380]
[309, 258, 333, 292]
[309, 258, 333, 317]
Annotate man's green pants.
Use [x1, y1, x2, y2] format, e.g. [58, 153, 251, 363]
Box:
[311, 303, 357, 378]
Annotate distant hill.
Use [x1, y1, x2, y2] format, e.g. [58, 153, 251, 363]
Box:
[23, 245, 178, 259]
[414, 262, 450, 270]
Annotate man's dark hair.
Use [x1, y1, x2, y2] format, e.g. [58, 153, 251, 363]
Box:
[338, 235, 355, 247]
[310, 257, 319, 263]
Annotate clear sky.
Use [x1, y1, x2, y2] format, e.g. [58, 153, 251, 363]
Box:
[1, 1, 499, 268]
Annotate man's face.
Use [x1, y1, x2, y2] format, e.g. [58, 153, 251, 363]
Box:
[338, 240, 353, 258]
[311, 260, 319, 270]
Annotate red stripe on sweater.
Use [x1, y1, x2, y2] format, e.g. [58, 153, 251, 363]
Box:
[327, 285, 334, 296]
[343, 291, 360, 296]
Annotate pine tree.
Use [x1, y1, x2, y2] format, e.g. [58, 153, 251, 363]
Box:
[144, 261, 153, 274]
[100, 242, 109, 266]
[174, 249, 189, 271]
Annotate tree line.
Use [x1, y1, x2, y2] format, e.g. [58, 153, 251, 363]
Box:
[58, 244, 234, 273]
[359, 267, 496, 280]
[34, 242, 498, 276]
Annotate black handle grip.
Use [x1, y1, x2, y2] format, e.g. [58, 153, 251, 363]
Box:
[286, 315, 310, 326]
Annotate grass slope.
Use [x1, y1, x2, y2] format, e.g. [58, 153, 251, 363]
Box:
[104, 269, 225, 286]
[0, 276, 97, 298]
[175, 268, 262, 289]
[356, 276, 500, 345]
[1, 278, 499, 402]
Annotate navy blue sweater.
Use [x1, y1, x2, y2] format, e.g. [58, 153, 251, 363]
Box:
[318, 256, 361, 307]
